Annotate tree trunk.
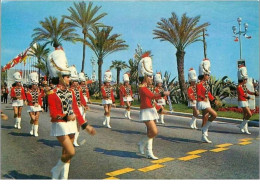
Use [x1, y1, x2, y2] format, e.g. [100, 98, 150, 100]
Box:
[81, 33, 87, 73]
[98, 58, 103, 92]
[117, 68, 120, 86]
[176, 50, 187, 101]
[38, 59, 41, 82]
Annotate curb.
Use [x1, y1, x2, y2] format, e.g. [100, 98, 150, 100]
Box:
[90, 102, 259, 127]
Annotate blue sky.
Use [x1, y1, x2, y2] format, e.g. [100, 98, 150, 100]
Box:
[1, 0, 259, 83]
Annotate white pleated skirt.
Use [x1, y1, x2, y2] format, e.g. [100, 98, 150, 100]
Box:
[84, 96, 88, 103]
[50, 120, 78, 137]
[238, 101, 248, 108]
[27, 105, 42, 112]
[12, 100, 23, 107]
[197, 101, 211, 110]
[102, 99, 112, 105]
[123, 96, 133, 102]
[188, 100, 197, 107]
[139, 108, 159, 121]
[157, 98, 166, 106]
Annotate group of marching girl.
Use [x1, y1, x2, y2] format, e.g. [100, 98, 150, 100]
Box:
[8, 45, 257, 179]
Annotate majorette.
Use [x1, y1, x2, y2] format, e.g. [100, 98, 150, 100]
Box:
[197, 59, 218, 143]
[11, 71, 26, 129]
[119, 72, 133, 119]
[187, 68, 199, 129]
[47, 46, 95, 179]
[78, 72, 92, 106]
[154, 72, 167, 124]
[26, 72, 43, 137]
[137, 52, 170, 160]
[237, 65, 257, 134]
[69, 66, 88, 147]
[101, 70, 115, 128]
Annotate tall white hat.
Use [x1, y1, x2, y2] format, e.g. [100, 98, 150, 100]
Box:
[188, 68, 197, 82]
[138, 53, 153, 77]
[237, 65, 248, 80]
[78, 72, 86, 82]
[123, 73, 130, 82]
[154, 72, 163, 84]
[69, 65, 79, 81]
[104, 70, 112, 83]
[47, 49, 71, 78]
[199, 59, 211, 76]
[13, 71, 22, 82]
[29, 72, 39, 84]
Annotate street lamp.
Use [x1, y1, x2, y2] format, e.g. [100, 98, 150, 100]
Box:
[232, 17, 250, 61]
[91, 56, 96, 81]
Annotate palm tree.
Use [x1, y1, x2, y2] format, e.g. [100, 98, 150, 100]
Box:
[84, 26, 128, 90]
[110, 60, 128, 86]
[153, 12, 210, 100]
[63, 1, 107, 73]
[31, 16, 79, 48]
[28, 43, 50, 81]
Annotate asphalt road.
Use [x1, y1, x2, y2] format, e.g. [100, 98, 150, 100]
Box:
[1, 102, 259, 179]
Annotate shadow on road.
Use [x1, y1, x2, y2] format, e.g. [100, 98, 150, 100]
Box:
[157, 135, 202, 144]
[94, 148, 143, 159]
[3, 170, 50, 179]
[111, 129, 145, 135]
[1, 125, 14, 130]
[37, 139, 61, 147]
[8, 132, 32, 137]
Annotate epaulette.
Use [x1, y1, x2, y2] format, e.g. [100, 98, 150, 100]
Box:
[139, 84, 146, 88]
[47, 89, 55, 95]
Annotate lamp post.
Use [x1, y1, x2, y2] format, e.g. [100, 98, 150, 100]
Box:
[91, 56, 96, 81]
[232, 17, 249, 62]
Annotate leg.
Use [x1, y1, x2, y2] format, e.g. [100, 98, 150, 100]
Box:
[33, 112, 40, 136]
[17, 106, 23, 129]
[126, 101, 132, 119]
[144, 120, 159, 159]
[29, 112, 36, 135]
[201, 107, 217, 143]
[13, 106, 18, 128]
[242, 107, 252, 134]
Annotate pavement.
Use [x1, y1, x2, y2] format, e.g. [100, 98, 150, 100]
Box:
[1, 102, 259, 179]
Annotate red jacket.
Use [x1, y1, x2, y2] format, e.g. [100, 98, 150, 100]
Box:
[154, 87, 167, 101]
[187, 85, 197, 101]
[26, 88, 43, 106]
[71, 86, 87, 107]
[101, 85, 115, 103]
[48, 86, 85, 125]
[80, 85, 90, 99]
[139, 85, 162, 109]
[11, 86, 26, 100]
[237, 84, 255, 101]
[196, 81, 214, 102]
[119, 85, 133, 106]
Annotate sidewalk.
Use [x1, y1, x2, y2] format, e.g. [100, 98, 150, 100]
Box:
[91, 102, 259, 127]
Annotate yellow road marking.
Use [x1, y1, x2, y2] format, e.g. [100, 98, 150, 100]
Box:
[138, 164, 164, 172]
[178, 155, 201, 161]
[151, 157, 175, 164]
[106, 167, 135, 177]
[215, 143, 233, 148]
[187, 149, 208, 155]
[104, 177, 119, 180]
[210, 148, 229, 152]
[239, 138, 253, 141]
[238, 141, 252, 145]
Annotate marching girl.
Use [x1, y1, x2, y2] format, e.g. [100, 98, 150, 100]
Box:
[137, 53, 169, 160]
[197, 59, 218, 143]
[237, 65, 257, 134]
[26, 72, 43, 137]
[187, 68, 199, 129]
[47, 47, 96, 179]
[154, 72, 167, 124]
[78, 72, 92, 112]
[69, 66, 88, 147]
[120, 73, 133, 119]
[10, 72, 26, 129]
[101, 70, 115, 128]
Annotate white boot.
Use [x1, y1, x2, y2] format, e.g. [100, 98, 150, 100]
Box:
[51, 160, 65, 179]
[193, 118, 198, 129]
[128, 111, 132, 119]
[34, 125, 39, 137]
[73, 132, 80, 146]
[239, 120, 246, 133]
[30, 125, 34, 135]
[202, 133, 212, 143]
[201, 121, 212, 137]
[138, 136, 148, 155]
[14, 117, 18, 128]
[106, 117, 111, 128]
[189, 116, 196, 129]
[103, 116, 107, 125]
[60, 163, 70, 180]
[244, 121, 251, 135]
[146, 138, 159, 160]
[17, 118, 21, 129]
[160, 114, 165, 124]
[124, 110, 128, 118]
